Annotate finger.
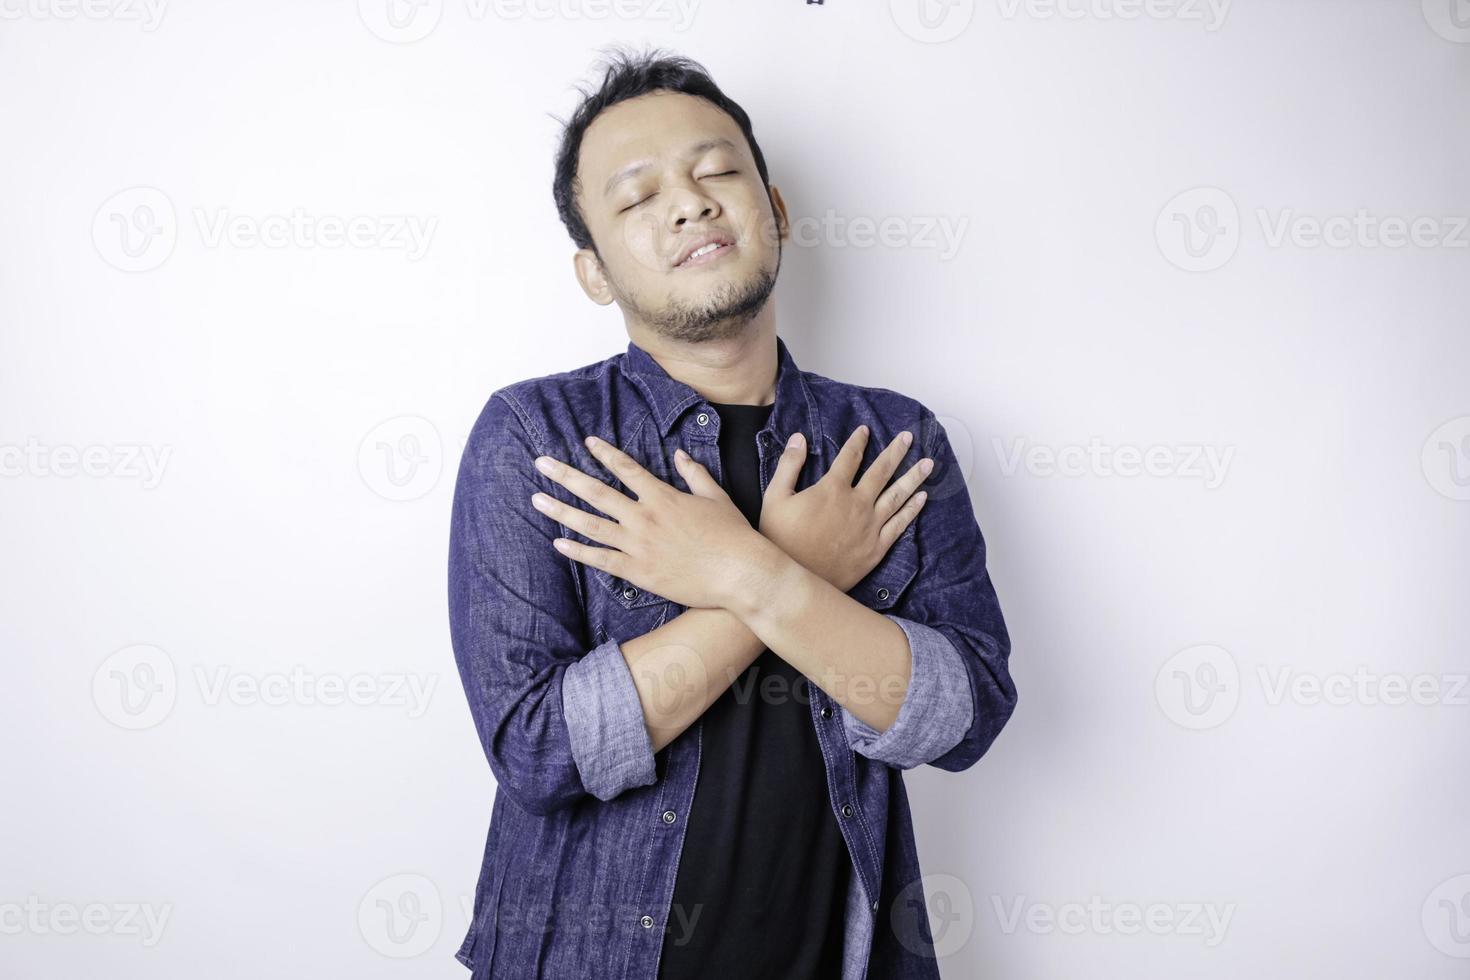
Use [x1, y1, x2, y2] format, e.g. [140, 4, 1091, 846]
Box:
[534, 453, 635, 522]
[551, 536, 628, 577]
[877, 490, 927, 550]
[765, 431, 808, 498]
[673, 448, 725, 499]
[827, 424, 870, 486]
[855, 429, 914, 503]
[531, 491, 627, 550]
[583, 434, 661, 499]
[875, 456, 934, 522]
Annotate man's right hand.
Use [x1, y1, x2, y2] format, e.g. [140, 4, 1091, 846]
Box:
[758, 425, 932, 593]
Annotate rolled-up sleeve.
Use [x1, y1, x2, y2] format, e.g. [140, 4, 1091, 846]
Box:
[561, 635, 657, 800]
[840, 613, 974, 770]
[448, 389, 656, 816]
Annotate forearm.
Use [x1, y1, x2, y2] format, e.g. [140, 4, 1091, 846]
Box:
[619, 605, 768, 753]
[726, 544, 913, 733]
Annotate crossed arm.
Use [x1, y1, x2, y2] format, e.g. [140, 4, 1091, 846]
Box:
[448, 392, 1015, 815]
[536, 423, 938, 747]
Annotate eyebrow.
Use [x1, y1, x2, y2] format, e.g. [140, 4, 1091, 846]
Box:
[602, 137, 739, 199]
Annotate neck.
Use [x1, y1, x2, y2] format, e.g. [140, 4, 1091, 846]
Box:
[627, 313, 778, 408]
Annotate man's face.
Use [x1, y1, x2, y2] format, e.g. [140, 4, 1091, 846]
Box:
[574, 90, 787, 344]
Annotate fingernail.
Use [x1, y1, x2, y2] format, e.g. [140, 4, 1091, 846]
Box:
[584, 435, 598, 447]
[675, 448, 687, 461]
[920, 458, 933, 475]
[900, 430, 912, 445]
[788, 432, 804, 448]
[531, 493, 549, 510]
[535, 456, 553, 474]
[916, 490, 927, 502]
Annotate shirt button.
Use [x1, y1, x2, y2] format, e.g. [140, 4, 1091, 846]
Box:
[841, 803, 854, 818]
[622, 586, 639, 600]
[876, 587, 890, 602]
[820, 706, 832, 719]
[640, 915, 654, 929]
[662, 810, 677, 824]
[696, 412, 710, 426]
[872, 900, 879, 912]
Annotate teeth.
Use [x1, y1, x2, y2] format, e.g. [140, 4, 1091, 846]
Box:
[682, 242, 724, 264]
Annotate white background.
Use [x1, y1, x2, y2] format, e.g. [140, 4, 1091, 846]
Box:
[2, 1, 1468, 977]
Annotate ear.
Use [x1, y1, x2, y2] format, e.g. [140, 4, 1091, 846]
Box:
[573, 248, 615, 305]
[767, 184, 791, 246]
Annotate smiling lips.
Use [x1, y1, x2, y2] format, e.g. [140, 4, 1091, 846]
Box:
[673, 234, 737, 269]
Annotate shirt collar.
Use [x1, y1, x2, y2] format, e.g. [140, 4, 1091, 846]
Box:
[622, 334, 827, 456]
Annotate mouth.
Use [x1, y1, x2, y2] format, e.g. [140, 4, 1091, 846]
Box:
[673, 237, 737, 270]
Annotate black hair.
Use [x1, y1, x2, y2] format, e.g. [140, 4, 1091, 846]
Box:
[551, 44, 773, 259]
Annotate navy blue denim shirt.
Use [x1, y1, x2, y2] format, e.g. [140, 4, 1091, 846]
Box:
[448, 335, 1016, 979]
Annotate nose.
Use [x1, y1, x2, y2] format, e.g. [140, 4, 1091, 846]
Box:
[665, 178, 720, 228]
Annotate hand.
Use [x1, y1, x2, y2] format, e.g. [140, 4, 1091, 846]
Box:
[529, 435, 777, 610]
[758, 425, 932, 593]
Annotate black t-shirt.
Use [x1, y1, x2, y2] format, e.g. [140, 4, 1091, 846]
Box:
[657, 400, 851, 980]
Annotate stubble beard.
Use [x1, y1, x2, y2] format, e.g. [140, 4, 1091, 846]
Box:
[615, 244, 781, 345]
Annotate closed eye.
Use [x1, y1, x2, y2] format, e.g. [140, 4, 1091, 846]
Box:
[619, 172, 738, 213]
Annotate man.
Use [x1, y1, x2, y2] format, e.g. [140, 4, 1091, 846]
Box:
[448, 47, 1016, 980]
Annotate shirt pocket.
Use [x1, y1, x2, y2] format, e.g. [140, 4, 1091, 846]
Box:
[586, 562, 677, 652]
[588, 564, 677, 614]
[851, 519, 920, 612]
